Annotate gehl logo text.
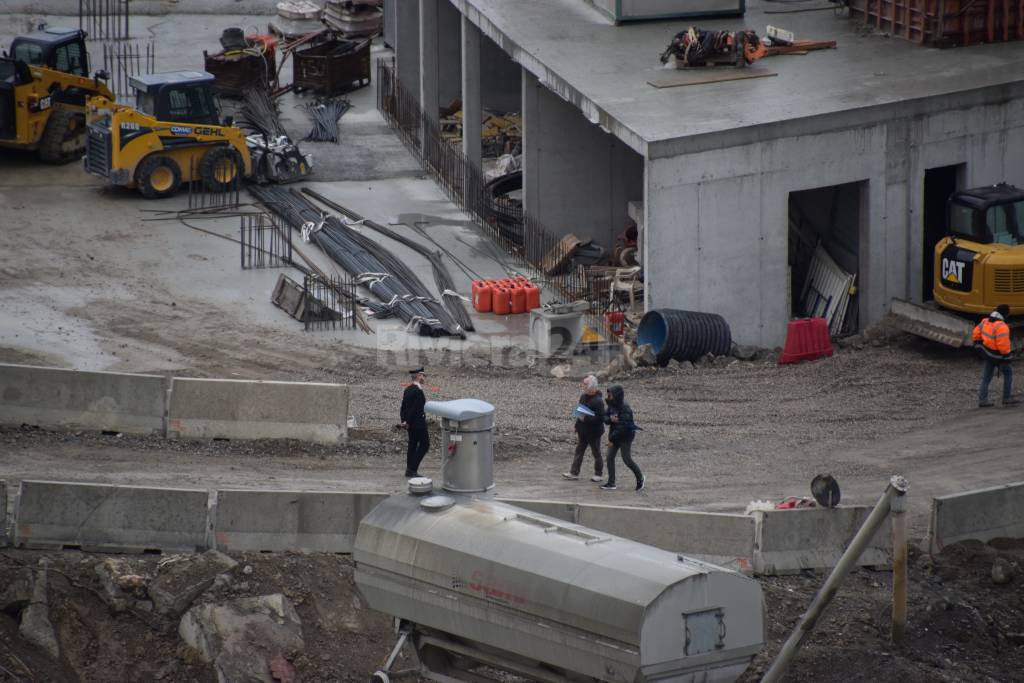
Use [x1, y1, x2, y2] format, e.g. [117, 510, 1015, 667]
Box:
[942, 257, 966, 285]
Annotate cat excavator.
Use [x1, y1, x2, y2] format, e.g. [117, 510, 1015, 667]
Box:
[891, 183, 1024, 346]
[0, 26, 114, 162]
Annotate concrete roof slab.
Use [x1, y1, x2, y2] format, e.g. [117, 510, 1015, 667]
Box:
[455, 0, 1024, 154]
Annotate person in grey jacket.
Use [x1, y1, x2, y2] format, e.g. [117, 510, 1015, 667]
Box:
[563, 374, 605, 482]
[600, 384, 644, 491]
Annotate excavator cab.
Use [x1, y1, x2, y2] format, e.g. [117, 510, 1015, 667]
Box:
[7, 27, 90, 77]
[947, 184, 1024, 246]
[129, 72, 221, 126]
[934, 183, 1024, 315]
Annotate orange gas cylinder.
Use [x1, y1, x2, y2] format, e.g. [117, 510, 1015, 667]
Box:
[605, 310, 625, 337]
[471, 280, 493, 313]
[492, 287, 511, 315]
[510, 285, 527, 314]
[523, 282, 541, 310]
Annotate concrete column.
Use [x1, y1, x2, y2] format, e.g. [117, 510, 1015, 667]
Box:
[461, 14, 482, 171]
[395, 0, 420, 94]
[419, 0, 440, 130]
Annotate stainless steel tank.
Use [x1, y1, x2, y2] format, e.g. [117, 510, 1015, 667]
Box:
[355, 494, 764, 682]
[425, 399, 494, 494]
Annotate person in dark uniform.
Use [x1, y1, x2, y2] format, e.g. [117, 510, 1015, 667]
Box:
[400, 368, 429, 478]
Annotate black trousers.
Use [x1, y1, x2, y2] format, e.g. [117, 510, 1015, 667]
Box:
[571, 432, 603, 476]
[606, 440, 642, 486]
[406, 421, 430, 475]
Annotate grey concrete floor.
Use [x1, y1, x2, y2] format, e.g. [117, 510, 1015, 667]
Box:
[0, 12, 544, 367]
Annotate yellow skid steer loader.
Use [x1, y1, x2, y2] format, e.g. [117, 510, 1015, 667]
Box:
[84, 70, 310, 197]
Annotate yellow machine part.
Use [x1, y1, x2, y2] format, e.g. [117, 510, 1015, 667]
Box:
[933, 236, 1024, 315]
[87, 95, 252, 189]
[0, 65, 113, 151]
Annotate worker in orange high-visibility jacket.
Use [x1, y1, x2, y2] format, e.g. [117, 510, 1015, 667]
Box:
[972, 304, 1018, 408]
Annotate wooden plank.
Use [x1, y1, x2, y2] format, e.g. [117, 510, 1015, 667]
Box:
[647, 67, 776, 89]
[765, 40, 837, 55]
[541, 234, 585, 275]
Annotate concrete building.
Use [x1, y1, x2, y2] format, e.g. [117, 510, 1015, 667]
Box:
[386, 0, 1024, 345]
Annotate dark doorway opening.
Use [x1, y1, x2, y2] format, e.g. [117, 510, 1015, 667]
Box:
[922, 164, 964, 301]
[788, 181, 866, 335]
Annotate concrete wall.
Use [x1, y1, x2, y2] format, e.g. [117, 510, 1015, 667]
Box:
[929, 482, 1024, 554]
[0, 363, 167, 436]
[213, 490, 388, 553]
[523, 70, 644, 251]
[752, 507, 891, 575]
[645, 96, 1024, 346]
[480, 32, 522, 114]
[437, 0, 463, 108]
[395, 0, 420, 91]
[14, 480, 209, 553]
[167, 378, 349, 444]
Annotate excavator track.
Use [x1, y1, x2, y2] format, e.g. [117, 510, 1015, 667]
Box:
[38, 105, 87, 164]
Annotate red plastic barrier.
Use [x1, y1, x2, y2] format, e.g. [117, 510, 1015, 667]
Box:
[523, 283, 541, 311]
[778, 318, 834, 364]
[492, 287, 511, 315]
[510, 285, 527, 314]
[472, 280, 493, 313]
[605, 311, 625, 337]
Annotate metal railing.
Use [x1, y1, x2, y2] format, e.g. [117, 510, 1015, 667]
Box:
[80, 0, 131, 41]
[302, 273, 358, 331]
[240, 212, 292, 270]
[376, 58, 598, 318]
[188, 155, 242, 211]
[100, 41, 155, 102]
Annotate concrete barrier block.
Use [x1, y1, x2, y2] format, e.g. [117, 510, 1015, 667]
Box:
[753, 506, 891, 575]
[498, 498, 579, 523]
[0, 363, 167, 435]
[577, 504, 756, 574]
[929, 482, 1024, 555]
[213, 490, 388, 553]
[14, 481, 209, 553]
[168, 378, 349, 444]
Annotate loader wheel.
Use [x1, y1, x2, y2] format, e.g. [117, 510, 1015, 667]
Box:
[199, 147, 243, 192]
[136, 155, 182, 199]
[38, 106, 87, 164]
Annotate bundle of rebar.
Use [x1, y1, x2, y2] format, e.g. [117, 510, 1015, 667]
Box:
[302, 98, 352, 142]
[249, 185, 466, 337]
[239, 87, 288, 137]
[302, 188, 474, 333]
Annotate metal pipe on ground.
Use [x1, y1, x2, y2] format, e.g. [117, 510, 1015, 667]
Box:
[250, 186, 464, 337]
[760, 475, 909, 683]
[302, 189, 475, 333]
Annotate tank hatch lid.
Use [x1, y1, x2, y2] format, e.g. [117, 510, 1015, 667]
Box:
[420, 494, 456, 511]
[424, 398, 494, 421]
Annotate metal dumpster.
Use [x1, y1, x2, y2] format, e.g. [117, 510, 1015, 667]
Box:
[292, 37, 370, 95]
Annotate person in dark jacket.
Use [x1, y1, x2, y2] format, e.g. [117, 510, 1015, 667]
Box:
[400, 368, 429, 477]
[563, 374, 605, 482]
[600, 384, 644, 491]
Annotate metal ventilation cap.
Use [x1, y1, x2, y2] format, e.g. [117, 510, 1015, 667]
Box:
[424, 398, 494, 421]
[408, 477, 433, 495]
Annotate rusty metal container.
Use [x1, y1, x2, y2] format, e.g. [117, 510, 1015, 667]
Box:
[848, 0, 1023, 46]
[292, 37, 371, 95]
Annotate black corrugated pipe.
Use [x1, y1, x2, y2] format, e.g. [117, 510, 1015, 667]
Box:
[636, 309, 732, 366]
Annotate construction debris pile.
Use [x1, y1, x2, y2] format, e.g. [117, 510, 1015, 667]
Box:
[440, 102, 522, 157]
[250, 186, 471, 337]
